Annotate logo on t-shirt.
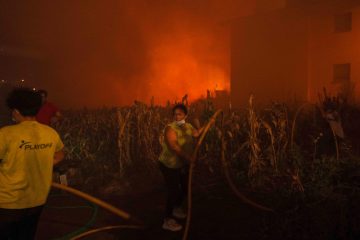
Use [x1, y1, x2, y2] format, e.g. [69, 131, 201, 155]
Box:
[19, 140, 53, 150]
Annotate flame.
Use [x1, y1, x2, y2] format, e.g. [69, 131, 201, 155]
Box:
[145, 29, 229, 105]
[104, 2, 234, 106]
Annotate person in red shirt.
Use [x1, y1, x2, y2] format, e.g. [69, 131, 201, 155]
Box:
[36, 90, 62, 126]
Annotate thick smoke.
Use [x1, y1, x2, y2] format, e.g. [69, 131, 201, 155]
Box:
[0, 0, 255, 107]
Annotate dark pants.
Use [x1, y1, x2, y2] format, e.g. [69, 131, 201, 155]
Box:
[0, 205, 43, 240]
[159, 163, 189, 218]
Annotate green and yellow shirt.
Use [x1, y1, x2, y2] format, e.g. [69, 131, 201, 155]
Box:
[159, 122, 195, 169]
[0, 121, 64, 209]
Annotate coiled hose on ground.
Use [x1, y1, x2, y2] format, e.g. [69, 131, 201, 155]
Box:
[46, 194, 98, 240]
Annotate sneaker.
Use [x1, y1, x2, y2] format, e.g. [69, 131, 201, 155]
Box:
[172, 207, 187, 219]
[162, 218, 183, 231]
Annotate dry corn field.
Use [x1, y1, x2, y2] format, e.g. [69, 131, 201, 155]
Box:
[53, 97, 360, 196]
[50, 97, 360, 239]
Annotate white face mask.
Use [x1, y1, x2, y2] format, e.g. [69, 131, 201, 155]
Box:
[12, 110, 19, 123]
[175, 119, 186, 126]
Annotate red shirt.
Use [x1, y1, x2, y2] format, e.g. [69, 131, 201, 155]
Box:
[36, 102, 59, 125]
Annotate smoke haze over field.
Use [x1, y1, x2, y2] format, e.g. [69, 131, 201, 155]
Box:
[0, 0, 255, 107]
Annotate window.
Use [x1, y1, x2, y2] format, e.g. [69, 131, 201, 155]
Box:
[333, 64, 351, 82]
[334, 12, 352, 33]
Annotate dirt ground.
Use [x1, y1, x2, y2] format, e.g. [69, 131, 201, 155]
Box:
[36, 167, 360, 240]
[37, 179, 270, 240]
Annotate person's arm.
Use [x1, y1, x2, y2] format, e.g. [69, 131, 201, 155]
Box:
[54, 149, 65, 165]
[0, 130, 6, 164]
[191, 119, 204, 138]
[51, 111, 62, 125]
[192, 126, 205, 138]
[51, 110, 62, 124]
[55, 111, 62, 119]
[50, 104, 62, 124]
[54, 134, 65, 165]
[164, 126, 193, 163]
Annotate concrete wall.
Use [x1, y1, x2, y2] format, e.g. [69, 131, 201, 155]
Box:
[230, 0, 360, 107]
[231, 9, 308, 107]
[308, 5, 360, 103]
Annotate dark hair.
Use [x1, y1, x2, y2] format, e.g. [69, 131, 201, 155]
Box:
[6, 88, 42, 116]
[37, 89, 48, 97]
[172, 103, 188, 115]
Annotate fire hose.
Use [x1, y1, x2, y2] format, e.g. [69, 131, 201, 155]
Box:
[51, 182, 132, 221]
[50, 182, 144, 240]
[182, 109, 273, 240]
[46, 195, 98, 240]
[49, 109, 273, 240]
[49, 103, 344, 239]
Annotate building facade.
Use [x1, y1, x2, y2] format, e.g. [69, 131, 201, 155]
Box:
[231, 0, 360, 107]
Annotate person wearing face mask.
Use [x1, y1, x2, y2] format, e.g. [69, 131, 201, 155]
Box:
[158, 103, 203, 232]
